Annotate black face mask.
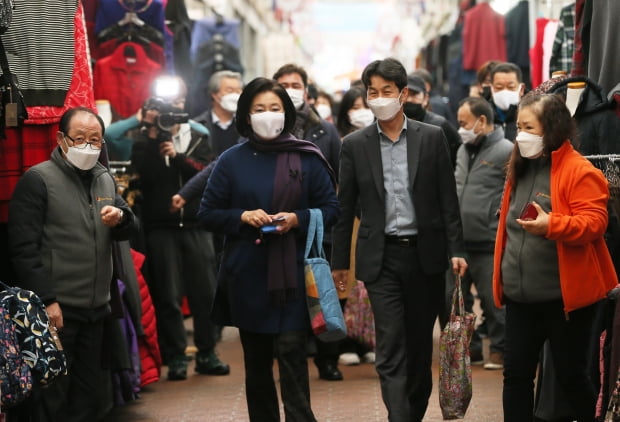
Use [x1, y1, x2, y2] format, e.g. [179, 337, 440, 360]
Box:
[403, 102, 425, 121]
[481, 85, 492, 101]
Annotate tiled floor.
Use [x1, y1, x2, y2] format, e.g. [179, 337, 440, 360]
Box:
[104, 323, 504, 421]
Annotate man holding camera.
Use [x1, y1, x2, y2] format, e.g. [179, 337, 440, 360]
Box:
[131, 75, 229, 381]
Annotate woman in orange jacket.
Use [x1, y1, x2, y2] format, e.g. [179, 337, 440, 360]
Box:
[492, 93, 618, 422]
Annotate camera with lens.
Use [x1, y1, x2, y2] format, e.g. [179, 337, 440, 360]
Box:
[142, 96, 189, 132]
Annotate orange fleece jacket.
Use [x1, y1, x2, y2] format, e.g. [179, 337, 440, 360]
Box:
[493, 141, 618, 313]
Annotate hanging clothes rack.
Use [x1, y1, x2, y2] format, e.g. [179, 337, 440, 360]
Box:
[584, 154, 620, 161]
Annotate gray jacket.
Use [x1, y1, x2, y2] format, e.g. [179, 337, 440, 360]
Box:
[9, 147, 134, 309]
[455, 127, 513, 251]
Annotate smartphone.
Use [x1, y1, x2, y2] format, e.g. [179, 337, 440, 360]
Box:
[260, 225, 279, 234]
[260, 216, 285, 233]
[519, 202, 538, 221]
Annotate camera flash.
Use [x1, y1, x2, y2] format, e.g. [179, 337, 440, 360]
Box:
[153, 76, 181, 100]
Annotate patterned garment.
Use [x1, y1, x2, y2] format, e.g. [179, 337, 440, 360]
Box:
[549, 2, 576, 76]
[343, 280, 376, 350]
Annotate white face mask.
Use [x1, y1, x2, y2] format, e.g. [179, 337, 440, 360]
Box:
[492, 87, 521, 111]
[367, 93, 403, 121]
[515, 131, 544, 158]
[285, 88, 305, 109]
[250, 112, 285, 140]
[63, 137, 101, 170]
[349, 108, 375, 129]
[457, 119, 481, 144]
[66, 147, 101, 170]
[315, 103, 332, 120]
[219, 93, 240, 113]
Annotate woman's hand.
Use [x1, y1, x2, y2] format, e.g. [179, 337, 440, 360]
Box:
[270, 212, 298, 234]
[241, 209, 272, 227]
[516, 201, 549, 236]
[241, 210, 298, 233]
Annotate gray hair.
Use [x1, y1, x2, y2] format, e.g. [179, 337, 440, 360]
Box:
[207, 70, 243, 94]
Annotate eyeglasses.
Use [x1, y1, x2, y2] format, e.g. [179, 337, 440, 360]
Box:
[64, 133, 105, 150]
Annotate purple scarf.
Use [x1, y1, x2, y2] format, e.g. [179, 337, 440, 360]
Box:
[248, 133, 335, 306]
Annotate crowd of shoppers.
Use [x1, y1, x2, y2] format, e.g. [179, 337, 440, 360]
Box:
[5, 52, 620, 422]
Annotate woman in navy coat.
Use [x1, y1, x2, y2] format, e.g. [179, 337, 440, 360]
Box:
[198, 77, 339, 421]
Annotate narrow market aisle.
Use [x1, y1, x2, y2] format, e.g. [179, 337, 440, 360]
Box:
[104, 322, 503, 421]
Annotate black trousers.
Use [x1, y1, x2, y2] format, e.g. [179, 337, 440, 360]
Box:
[239, 329, 316, 422]
[145, 227, 218, 362]
[503, 298, 599, 422]
[364, 242, 444, 422]
[9, 312, 105, 422]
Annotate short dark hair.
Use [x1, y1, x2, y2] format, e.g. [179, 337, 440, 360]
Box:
[272, 64, 308, 88]
[491, 62, 523, 84]
[336, 86, 368, 137]
[235, 77, 297, 138]
[476, 60, 500, 85]
[459, 96, 494, 125]
[410, 68, 433, 89]
[59, 107, 105, 136]
[307, 83, 319, 101]
[361, 58, 407, 91]
[507, 93, 575, 184]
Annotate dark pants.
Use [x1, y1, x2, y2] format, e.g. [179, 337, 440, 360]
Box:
[239, 329, 316, 422]
[145, 227, 218, 361]
[9, 313, 105, 422]
[503, 298, 599, 422]
[364, 242, 443, 422]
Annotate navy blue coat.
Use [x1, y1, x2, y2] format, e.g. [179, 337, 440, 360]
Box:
[197, 142, 340, 333]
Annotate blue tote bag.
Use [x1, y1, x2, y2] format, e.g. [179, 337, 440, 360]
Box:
[304, 209, 347, 342]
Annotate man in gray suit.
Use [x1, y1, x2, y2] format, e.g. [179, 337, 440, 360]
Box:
[331, 58, 468, 422]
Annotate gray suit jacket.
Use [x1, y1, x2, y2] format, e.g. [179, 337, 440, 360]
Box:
[332, 118, 465, 283]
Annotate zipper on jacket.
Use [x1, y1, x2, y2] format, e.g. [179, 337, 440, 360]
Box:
[178, 173, 184, 227]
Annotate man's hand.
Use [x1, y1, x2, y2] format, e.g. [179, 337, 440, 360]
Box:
[170, 194, 186, 212]
[159, 141, 177, 160]
[101, 205, 123, 227]
[142, 109, 159, 139]
[331, 269, 349, 293]
[516, 201, 549, 236]
[46, 302, 63, 330]
[451, 257, 468, 277]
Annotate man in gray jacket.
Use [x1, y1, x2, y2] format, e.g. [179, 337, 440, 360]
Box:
[451, 96, 513, 370]
[8, 107, 136, 421]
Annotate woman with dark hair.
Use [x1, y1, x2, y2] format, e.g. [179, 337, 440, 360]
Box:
[493, 93, 618, 422]
[197, 77, 339, 422]
[336, 86, 374, 137]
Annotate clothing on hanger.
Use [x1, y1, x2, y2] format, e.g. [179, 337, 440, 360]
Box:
[95, 0, 165, 35]
[549, 3, 576, 76]
[461, 2, 506, 71]
[189, 17, 241, 63]
[93, 41, 162, 119]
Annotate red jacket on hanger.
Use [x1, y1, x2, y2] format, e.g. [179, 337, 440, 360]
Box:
[462, 2, 507, 71]
[93, 42, 162, 118]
